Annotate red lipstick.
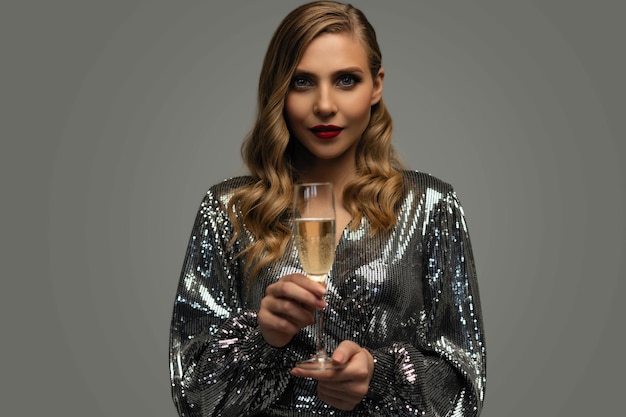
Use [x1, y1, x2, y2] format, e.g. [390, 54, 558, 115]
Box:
[310, 124, 343, 139]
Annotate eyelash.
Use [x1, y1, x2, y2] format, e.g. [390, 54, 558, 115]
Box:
[337, 74, 361, 88]
[290, 74, 362, 91]
[291, 77, 313, 90]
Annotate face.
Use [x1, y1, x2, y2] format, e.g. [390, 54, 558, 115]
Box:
[284, 32, 384, 169]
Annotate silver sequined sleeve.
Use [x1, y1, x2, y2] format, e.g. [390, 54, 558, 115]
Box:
[169, 171, 486, 416]
[363, 173, 486, 416]
[169, 177, 295, 416]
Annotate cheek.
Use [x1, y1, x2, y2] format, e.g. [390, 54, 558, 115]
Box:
[284, 95, 306, 124]
[343, 92, 373, 123]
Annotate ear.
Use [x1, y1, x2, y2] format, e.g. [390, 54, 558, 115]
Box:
[370, 67, 385, 106]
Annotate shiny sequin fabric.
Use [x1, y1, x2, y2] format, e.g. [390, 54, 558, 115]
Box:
[169, 170, 486, 416]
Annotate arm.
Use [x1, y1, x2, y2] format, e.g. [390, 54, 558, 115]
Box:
[365, 188, 486, 416]
[169, 189, 293, 417]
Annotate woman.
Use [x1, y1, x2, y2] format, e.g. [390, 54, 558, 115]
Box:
[169, 1, 486, 416]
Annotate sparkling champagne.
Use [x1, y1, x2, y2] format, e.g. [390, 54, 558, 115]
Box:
[294, 218, 336, 282]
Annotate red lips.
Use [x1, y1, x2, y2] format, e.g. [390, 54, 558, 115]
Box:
[310, 124, 343, 139]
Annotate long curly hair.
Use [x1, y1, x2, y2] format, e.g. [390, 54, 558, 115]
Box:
[228, 1, 404, 280]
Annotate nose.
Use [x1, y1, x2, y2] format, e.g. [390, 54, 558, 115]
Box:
[313, 85, 337, 116]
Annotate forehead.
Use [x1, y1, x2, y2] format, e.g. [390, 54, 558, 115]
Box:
[296, 32, 370, 71]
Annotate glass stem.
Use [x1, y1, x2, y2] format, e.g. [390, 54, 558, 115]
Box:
[315, 307, 328, 360]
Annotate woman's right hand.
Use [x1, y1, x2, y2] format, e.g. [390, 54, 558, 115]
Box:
[258, 273, 327, 348]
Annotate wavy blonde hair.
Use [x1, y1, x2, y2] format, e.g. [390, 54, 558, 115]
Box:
[229, 1, 404, 280]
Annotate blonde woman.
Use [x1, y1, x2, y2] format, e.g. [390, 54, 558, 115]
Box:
[169, 2, 486, 416]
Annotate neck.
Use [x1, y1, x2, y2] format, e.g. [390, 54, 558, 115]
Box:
[293, 146, 357, 187]
[291, 140, 360, 212]
[298, 158, 355, 189]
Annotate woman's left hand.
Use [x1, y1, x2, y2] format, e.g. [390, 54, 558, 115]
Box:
[291, 340, 375, 411]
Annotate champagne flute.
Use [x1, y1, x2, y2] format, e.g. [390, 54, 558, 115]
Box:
[293, 182, 342, 370]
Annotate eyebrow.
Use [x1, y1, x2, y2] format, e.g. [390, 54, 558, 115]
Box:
[292, 66, 366, 78]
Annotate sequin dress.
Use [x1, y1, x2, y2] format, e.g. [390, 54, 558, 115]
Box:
[169, 170, 486, 416]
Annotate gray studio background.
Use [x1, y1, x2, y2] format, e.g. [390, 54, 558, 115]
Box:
[2, 0, 624, 416]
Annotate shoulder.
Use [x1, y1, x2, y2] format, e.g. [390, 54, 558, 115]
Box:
[399, 170, 471, 226]
[399, 170, 454, 196]
[207, 176, 255, 197]
[189, 176, 255, 234]
[199, 176, 255, 212]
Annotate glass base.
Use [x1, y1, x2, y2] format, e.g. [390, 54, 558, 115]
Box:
[295, 356, 345, 370]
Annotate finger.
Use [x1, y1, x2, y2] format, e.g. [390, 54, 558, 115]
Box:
[290, 366, 342, 381]
[266, 279, 326, 310]
[318, 378, 368, 397]
[331, 340, 361, 365]
[260, 297, 315, 328]
[280, 274, 327, 298]
[258, 310, 301, 335]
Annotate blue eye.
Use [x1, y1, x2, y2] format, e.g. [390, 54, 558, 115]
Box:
[291, 77, 313, 90]
[337, 74, 360, 88]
